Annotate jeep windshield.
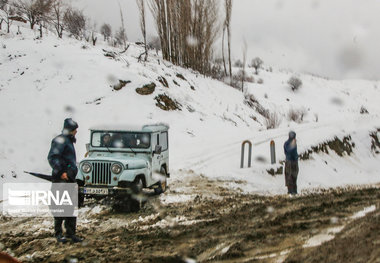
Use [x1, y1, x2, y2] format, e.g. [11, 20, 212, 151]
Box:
[91, 131, 150, 149]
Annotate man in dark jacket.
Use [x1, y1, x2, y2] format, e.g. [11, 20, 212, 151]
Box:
[284, 131, 299, 195]
[48, 118, 82, 243]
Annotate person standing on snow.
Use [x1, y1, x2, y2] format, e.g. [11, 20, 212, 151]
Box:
[48, 118, 83, 243]
[284, 131, 299, 195]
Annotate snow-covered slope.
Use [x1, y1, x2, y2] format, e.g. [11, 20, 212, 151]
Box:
[0, 26, 379, 199]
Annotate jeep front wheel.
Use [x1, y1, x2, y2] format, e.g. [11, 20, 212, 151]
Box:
[154, 167, 167, 195]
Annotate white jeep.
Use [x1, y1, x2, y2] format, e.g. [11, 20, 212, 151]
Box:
[76, 124, 169, 202]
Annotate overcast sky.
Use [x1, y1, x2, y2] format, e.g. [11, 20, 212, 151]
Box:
[73, 0, 380, 80]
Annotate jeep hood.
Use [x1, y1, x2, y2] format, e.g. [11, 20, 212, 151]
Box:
[82, 156, 148, 170]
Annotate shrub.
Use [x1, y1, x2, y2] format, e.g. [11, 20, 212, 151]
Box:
[257, 78, 264, 84]
[265, 112, 282, 129]
[287, 108, 307, 123]
[234, 59, 243, 68]
[246, 76, 255, 83]
[360, 106, 369, 114]
[210, 63, 225, 80]
[288, 76, 302, 91]
[250, 57, 263, 74]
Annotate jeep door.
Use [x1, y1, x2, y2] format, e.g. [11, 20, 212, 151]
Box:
[151, 131, 169, 180]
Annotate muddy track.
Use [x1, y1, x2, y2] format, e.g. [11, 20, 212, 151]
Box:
[1, 177, 379, 263]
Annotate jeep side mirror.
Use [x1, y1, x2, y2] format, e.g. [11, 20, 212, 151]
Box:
[86, 143, 90, 152]
[154, 145, 162, 155]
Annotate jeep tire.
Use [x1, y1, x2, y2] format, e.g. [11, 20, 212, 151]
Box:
[154, 166, 167, 195]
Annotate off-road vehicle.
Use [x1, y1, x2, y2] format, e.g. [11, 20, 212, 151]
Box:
[76, 124, 169, 209]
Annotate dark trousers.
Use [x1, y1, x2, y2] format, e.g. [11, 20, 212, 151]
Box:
[285, 160, 299, 194]
[54, 217, 76, 237]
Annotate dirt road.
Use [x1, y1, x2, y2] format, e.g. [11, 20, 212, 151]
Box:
[1, 176, 379, 263]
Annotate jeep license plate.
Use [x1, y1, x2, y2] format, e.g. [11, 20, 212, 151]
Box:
[83, 187, 109, 195]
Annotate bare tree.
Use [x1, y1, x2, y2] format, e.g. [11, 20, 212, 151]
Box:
[14, 0, 51, 30]
[118, 2, 127, 48]
[90, 21, 97, 46]
[0, 1, 14, 33]
[63, 7, 86, 39]
[251, 57, 263, 74]
[100, 23, 111, 41]
[50, 0, 65, 38]
[221, 23, 227, 76]
[149, 0, 221, 75]
[0, 0, 7, 9]
[0, 0, 6, 30]
[115, 26, 127, 46]
[225, 0, 232, 80]
[241, 40, 247, 92]
[148, 35, 160, 54]
[36, 0, 52, 38]
[136, 0, 147, 61]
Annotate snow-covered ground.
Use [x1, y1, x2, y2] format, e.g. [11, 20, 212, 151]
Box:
[0, 24, 379, 201]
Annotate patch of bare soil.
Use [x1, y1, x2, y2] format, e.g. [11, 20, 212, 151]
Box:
[1, 176, 380, 263]
[285, 200, 380, 263]
[136, 83, 156, 95]
[155, 94, 182, 111]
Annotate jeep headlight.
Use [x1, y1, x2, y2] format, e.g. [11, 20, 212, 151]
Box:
[111, 163, 123, 174]
[81, 162, 92, 173]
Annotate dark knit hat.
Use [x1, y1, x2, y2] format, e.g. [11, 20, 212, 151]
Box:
[289, 131, 296, 139]
[63, 118, 78, 132]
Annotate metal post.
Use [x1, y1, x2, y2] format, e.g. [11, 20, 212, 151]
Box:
[241, 140, 252, 168]
[270, 140, 276, 164]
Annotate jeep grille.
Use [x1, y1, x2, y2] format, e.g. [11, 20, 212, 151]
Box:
[91, 162, 112, 185]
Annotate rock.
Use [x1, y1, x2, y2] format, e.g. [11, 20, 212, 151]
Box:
[173, 80, 180, 86]
[113, 80, 131, 91]
[176, 73, 186, 81]
[158, 76, 169, 88]
[136, 83, 156, 95]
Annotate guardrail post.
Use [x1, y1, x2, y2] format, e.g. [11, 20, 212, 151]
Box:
[270, 140, 276, 164]
[241, 140, 252, 168]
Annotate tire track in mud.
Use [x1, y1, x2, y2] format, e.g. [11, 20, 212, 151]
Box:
[0, 177, 379, 263]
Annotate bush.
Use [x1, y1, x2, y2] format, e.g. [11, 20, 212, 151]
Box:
[265, 112, 282, 129]
[287, 108, 307, 123]
[360, 106, 369, 114]
[288, 76, 302, 91]
[234, 59, 243, 68]
[210, 63, 225, 80]
[257, 78, 264, 84]
[100, 23, 112, 41]
[246, 76, 255, 83]
[147, 36, 161, 52]
[244, 94, 270, 119]
[115, 27, 127, 47]
[250, 57, 263, 74]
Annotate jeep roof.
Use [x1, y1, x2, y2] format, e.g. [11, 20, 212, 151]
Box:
[89, 124, 169, 133]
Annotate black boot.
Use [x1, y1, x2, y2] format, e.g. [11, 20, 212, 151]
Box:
[68, 235, 83, 243]
[56, 234, 68, 243]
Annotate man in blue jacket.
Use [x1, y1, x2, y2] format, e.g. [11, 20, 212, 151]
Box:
[284, 131, 299, 195]
[48, 118, 82, 243]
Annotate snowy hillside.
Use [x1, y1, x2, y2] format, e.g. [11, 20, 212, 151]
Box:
[1, 25, 380, 199]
